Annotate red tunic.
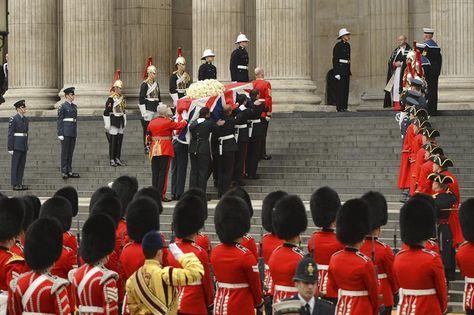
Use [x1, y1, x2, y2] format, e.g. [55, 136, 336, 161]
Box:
[9, 271, 70, 315]
[168, 239, 214, 314]
[51, 245, 76, 310]
[0, 247, 26, 291]
[63, 231, 78, 255]
[360, 237, 398, 308]
[211, 243, 263, 315]
[261, 233, 284, 295]
[398, 124, 414, 189]
[115, 219, 129, 252]
[268, 243, 305, 303]
[456, 242, 474, 310]
[417, 160, 434, 194]
[196, 233, 211, 257]
[147, 116, 187, 158]
[437, 170, 463, 247]
[252, 79, 272, 116]
[393, 246, 448, 315]
[307, 230, 344, 298]
[328, 247, 378, 315]
[70, 264, 119, 315]
[9, 241, 24, 258]
[409, 134, 423, 195]
[241, 234, 258, 259]
[402, 239, 440, 253]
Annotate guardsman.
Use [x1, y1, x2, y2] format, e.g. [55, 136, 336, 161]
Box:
[54, 186, 79, 254]
[417, 144, 443, 194]
[230, 33, 250, 82]
[333, 28, 351, 112]
[70, 214, 119, 314]
[328, 199, 378, 315]
[57, 86, 80, 180]
[168, 195, 214, 314]
[269, 195, 307, 304]
[9, 218, 70, 315]
[457, 199, 474, 314]
[9, 196, 35, 259]
[282, 255, 336, 315]
[246, 89, 267, 179]
[111, 175, 139, 247]
[216, 105, 238, 197]
[394, 196, 448, 315]
[432, 155, 460, 207]
[211, 196, 263, 315]
[198, 49, 217, 81]
[307, 187, 344, 305]
[139, 57, 161, 154]
[169, 47, 191, 109]
[360, 192, 398, 315]
[253, 67, 273, 160]
[232, 94, 251, 186]
[423, 28, 442, 116]
[8, 100, 29, 191]
[409, 116, 431, 196]
[104, 69, 127, 167]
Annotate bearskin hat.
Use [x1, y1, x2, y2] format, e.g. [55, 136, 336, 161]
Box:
[39, 196, 73, 232]
[112, 176, 139, 217]
[336, 199, 370, 245]
[310, 187, 341, 228]
[19, 196, 36, 232]
[273, 195, 307, 240]
[24, 218, 62, 271]
[400, 196, 436, 246]
[214, 196, 250, 245]
[173, 195, 205, 238]
[81, 214, 116, 264]
[89, 186, 118, 212]
[0, 197, 25, 241]
[224, 187, 254, 218]
[459, 198, 474, 242]
[361, 191, 388, 230]
[126, 197, 160, 243]
[24, 195, 41, 221]
[91, 195, 122, 228]
[262, 191, 288, 233]
[181, 188, 208, 220]
[54, 186, 79, 217]
[134, 187, 163, 214]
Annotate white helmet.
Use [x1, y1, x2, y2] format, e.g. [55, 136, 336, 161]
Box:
[235, 33, 250, 44]
[337, 28, 350, 39]
[147, 65, 157, 74]
[201, 49, 216, 60]
[175, 56, 186, 65]
[113, 80, 123, 89]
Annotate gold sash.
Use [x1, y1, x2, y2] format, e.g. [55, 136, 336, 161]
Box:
[131, 268, 168, 315]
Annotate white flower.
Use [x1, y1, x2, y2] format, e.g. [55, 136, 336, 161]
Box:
[187, 79, 225, 99]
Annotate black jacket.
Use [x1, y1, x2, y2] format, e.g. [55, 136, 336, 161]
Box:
[139, 81, 161, 112]
[332, 40, 351, 76]
[424, 39, 442, 77]
[198, 62, 217, 81]
[57, 101, 78, 137]
[8, 113, 29, 152]
[230, 47, 249, 82]
[248, 101, 267, 138]
[169, 72, 190, 99]
[233, 106, 251, 143]
[216, 117, 237, 152]
[285, 295, 335, 315]
[189, 119, 218, 154]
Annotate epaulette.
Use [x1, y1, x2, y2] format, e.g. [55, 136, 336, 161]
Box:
[99, 268, 119, 285]
[63, 245, 72, 252]
[122, 242, 134, 250]
[293, 247, 305, 257]
[6, 252, 24, 265]
[356, 251, 370, 262]
[376, 239, 388, 248]
[50, 275, 69, 294]
[243, 234, 252, 240]
[235, 243, 249, 253]
[332, 249, 344, 257]
[9, 271, 31, 292]
[67, 268, 77, 283]
[318, 297, 334, 306]
[421, 248, 437, 257]
[395, 248, 408, 256]
[191, 242, 204, 252]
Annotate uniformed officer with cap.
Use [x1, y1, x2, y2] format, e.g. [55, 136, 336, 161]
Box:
[333, 28, 351, 112]
[230, 33, 250, 82]
[198, 49, 217, 81]
[423, 28, 442, 116]
[8, 100, 29, 190]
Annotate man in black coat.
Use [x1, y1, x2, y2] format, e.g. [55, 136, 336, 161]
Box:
[384, 35, 411, 109]
[423, 28, 442, 116]
[216, 105, 238, 197]
[232, 94, 251, 186]
[198, 49, 217, 81]
[8, 100, 29, 191]
[230, 33, 250, 82]
[246, 89, 267, 179]
[332, 28, 351, 112]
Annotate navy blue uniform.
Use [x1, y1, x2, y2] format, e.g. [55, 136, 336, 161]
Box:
[424, 39, 442, 116]
[198, 62, 217, 81]
[232, 104, 251, 184]
[230, 47, 249, 82]
[246, 101, 267, 178]
[332, 40, 351, 111]
[57, 101, 78, 174]
[8, 113, 29, 186]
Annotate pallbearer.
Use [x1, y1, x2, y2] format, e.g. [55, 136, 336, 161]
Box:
[457, 199, 474, 315]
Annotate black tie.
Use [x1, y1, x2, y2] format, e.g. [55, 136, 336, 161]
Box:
[304, 303, 311, 315]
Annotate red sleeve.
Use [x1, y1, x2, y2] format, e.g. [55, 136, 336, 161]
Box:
[432, 255, 448, 313]
[327, 258, 339, 294]
[54, 285, 71, 315]
[383, 247, 398, 293]
[362, 261, 379, 315]
[402, 126, 413, 152]
[266, 82, 272, 113]
[6, 260, 26, 290]
[102, 278, 119, 315]
[246, 238, 258, 260]
[307, 233, 315, 255]
[243, 252, 263, 307]
[199, 250, 214, 307]
[170, 119, 187, 132]
[8, 281, 22, 315]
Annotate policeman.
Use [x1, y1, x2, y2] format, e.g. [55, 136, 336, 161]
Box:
[198, 49, 217, 81]
[8, 100, 29, 190]
[423, 28, 442, 116]
[332, 28, 351, 112]
[57, 87, 80, 180]
[230, 33, 250, 82]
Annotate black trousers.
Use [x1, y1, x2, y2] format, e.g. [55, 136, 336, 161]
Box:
[260, 120, 269, 158]
[11, 150, 27, 186]
[336, 75, 350, 111]
[140, 119, 149, 148]
[210, 136, 219, 183]
[189, 152, 210, 193]
[171, 141, 188, 198]
[233, 141, 247, 183]
[61, 136, 76, 174]
[246, 136, 263, 177]
[438, 223, 455, 282]
[151, 156, 170, 198]
[426, 74, 439, 116]
[218, 150, 235, 197]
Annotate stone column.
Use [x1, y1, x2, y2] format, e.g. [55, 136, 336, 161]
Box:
[256, 0, 321, 109]
[59, 0, 114, 110]
[192, 0, 246, 82]
[3, 0, 59, 112]
[432, 0, 474, 108]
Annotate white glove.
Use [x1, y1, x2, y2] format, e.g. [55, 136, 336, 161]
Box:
[181, 110, 189, 121]
[169, 243, 184, 260]
[239, 105, 247, 111]
[8, 151, 13, 155]
[170, 94, 179, 108]
[335, 75, 341, 80]
[265, 116, 271, 122]
[138, 104, 147, 118]
[58, 136, 64, 141]
[197, 118, 205, 124]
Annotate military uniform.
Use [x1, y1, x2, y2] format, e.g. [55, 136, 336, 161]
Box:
[458, 201, 474, 314]
[57, 88, 79, 178]
[230, 46, 249, 82]
[8, 100, 29, 190]
[198, 62, 217, 81]
[216, 115, 238, 197]
[138, 76, 161, 151]
[253, 79, 272, 160]
[104, 91, 127, 166]
[246, 100, 267, 178]
[423, 30, 442, 116]
[332, 31, 351, 112]
[232, 101, 251, 185]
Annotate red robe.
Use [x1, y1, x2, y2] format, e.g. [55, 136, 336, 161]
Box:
[268, 243, 305, 303]
[409, 134, 423, 195]
[398, 123, 414, 189]
[417, 160, 434, 194]
[328, 247, 379, 315]
[252, 79, 272, 117]
[307, 229, 344, 298]
[9, 271, 70, 315]
[360, 237, 398, 308]
[211, 243, 263, 315]
[393, 246, 448, 315]
[456, 242, 474, 311]
[241, 233, 258, 260]
[167, 239, 214, 314]
[0, 247, 26, 291]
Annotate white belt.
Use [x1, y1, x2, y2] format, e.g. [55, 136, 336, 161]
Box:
[78, 306, 104, 313]
[318, 264, 329, 271]
[218, 134, 235, 155]
[188, 280, 202, 286]
[339, 289, 369, 297]
[218, 282, 249, 289]
[465, 277, 474, 284]
[234, 124, 247, 142]
[248, 119, 261, 138]
[378, 273, 387, 279]
[275, 285, 299, 293]
[176, 89, 186, 94]
[258, 98, 265, 102]
[249, 119, 261, 124]
[146, 98, 159, 101]
[339, 59, 350, 64]
[237, 65, 248, 70]
[63, 118, 76, 122]
[13, 133, 27, 137]
[235, 124, 248, 129]
[0, 291, 7, 315]
[400, 288, 436, 296]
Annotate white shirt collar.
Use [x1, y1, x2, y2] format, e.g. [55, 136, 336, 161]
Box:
[298, 294, 315, 312]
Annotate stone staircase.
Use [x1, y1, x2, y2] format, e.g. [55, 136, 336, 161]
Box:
[1, 111, 473, 312]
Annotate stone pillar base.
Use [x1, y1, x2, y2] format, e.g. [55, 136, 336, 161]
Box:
[270, 79, 322, 112]
[438, 78, 474, 109]
[1, 88, 59, 111]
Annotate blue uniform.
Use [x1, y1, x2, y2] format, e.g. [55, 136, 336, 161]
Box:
[423, 39, 442, 115]
[57, 101, 78, 174]
[8, 113, 29, 186]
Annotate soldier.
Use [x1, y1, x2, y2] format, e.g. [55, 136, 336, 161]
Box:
[253, 67, 273, 161]
[283, 255, 335, 315]
[230, 33, 250, 82]
[70, 214, 119, 314]
[409, 116, 431, 196]
[9, 218, 70, 314]
[394, 196, 448, 315]
[198, 49, 217, 81]
[10, 196, 36, 259]
[432, 155, 460, 206]
[417, 144, 443, 194]
[333, 28, 351, 112]
[8, 100, 29, 191]
[384, 35, 411, 109]
[423, 28, 442, 116]
[53, 186, 79, 254]
[246, 89, 267, 179]
[104, 70, 127, 167]
[216, 105, 238, 197]
[457, 199, 474, 315]
[57, 86, 80, 180]
[168, 195, 214, 314]
[232, 94, 251, 186]
[307, 187, 344, 304]
[272, 300, 304, 315]
[412, 127, 440, 193]
[111, 175, 139, 246]
[211, 196, 263, 314]
[269, 195, 307, 304]
[169, 47, 191, 108]
[139, 57, 161, 154]
[328, 198, 378, 315]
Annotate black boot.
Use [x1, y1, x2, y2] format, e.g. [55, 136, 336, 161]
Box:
[116, 133, 127, 166]
[110, 135, 117, 167]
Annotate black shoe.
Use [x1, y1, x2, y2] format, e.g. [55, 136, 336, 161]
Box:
[110, 159, 117, 167]
[19, 185, 29, 191]
[162, 197, 172, 202]
[68, 172, 80, 178]
[262, 155, 272, 160]
[62, 173, 69, 179]
[249, 175, 260, 180]
[12, 185, 21, 191]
